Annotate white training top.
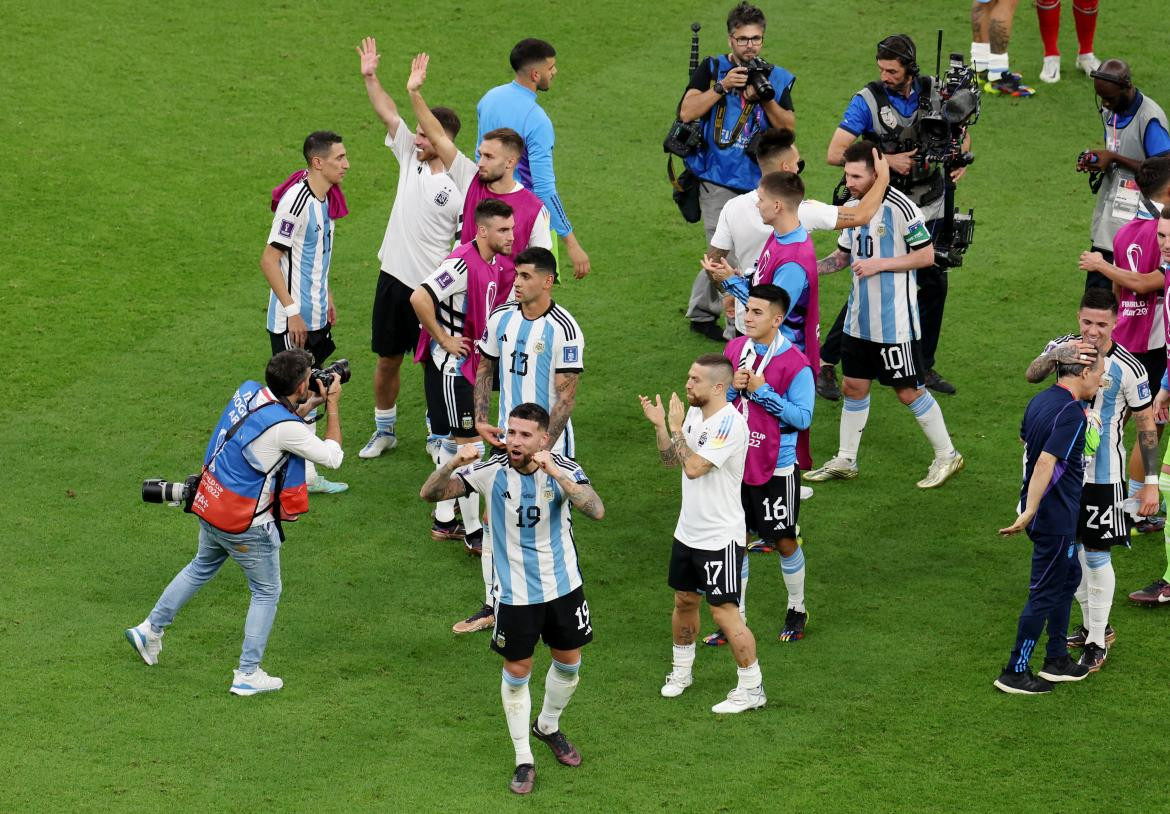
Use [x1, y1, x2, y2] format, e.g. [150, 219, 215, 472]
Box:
[672, 403, 749, 551]
[376, 120, 465, 289]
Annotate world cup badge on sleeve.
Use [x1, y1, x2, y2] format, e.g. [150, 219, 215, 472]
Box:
[278, 219, 294, 238]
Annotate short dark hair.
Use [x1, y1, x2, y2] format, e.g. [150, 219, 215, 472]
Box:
[876, 34, 917, 69]
[303, 131, 343, 164]
[727, 2, 766, 32]
[755, 128, 796, 165]
[1137, 156, 1170, 198]
[747, 283, 790, 314]
[1056, 352, 1101, 379]
[266, 348, 314, 397]
[509, 401, 550, 430]
[475, 198, 514, 225]
[1080, 287, 1118, 314]
[482, 127, 526, 156]
[431, 107, 461, 139]
[843, 140, 878, 169]
[759, 170, 804, 208]
[509, 38, 556, 73]
[694, 352, 734, 386]
[515, 246, 557, 278]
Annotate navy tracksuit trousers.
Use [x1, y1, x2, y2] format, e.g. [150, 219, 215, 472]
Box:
[1007, 531, 1082, 672]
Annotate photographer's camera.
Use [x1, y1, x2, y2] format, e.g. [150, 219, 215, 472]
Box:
[141, 474, 201, 512]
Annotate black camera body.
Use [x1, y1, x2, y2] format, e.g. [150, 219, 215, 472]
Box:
[664, 119, 705, 157]
[742, 58, 775, 103]
[915, 53, 980, 168]
[142, 474, 201, 513]
[311, 358, 351, 391]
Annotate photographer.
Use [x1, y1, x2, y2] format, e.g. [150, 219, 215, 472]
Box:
[679, 2, 796, 342]
[820, 34, 971, 397]
[124, 349, 344, 696]
[1077, 59, 1170, 289]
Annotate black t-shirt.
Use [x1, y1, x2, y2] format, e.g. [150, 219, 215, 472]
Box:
[687, 57, 794, 111]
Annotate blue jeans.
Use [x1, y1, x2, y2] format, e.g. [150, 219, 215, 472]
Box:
[149, 519, 283, 672]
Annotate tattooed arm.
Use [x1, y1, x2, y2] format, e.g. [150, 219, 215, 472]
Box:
[545, 372, 579, 449]
[474, 356, 504, 447]
[419, 444, 479, 501]
[1025, 340, 1098, 384]
[665, 392, 714, 479]
[817, 248, 851, 277]
[1134, 405, 1161, 516]
[533, 450, 605, 520]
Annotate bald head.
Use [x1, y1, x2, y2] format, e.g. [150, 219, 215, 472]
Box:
[1094, 58, 1135, 111]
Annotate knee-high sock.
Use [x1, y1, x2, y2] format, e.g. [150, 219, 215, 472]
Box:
[971, 41, 991, 73]
[481, 525, 495, 604]
[908, 392, 955, 459]
[1036, 0, 1062, 57]
[1075, 545, 1090, 624]
[452, 440, 485, 535]
[739, 553, 749, 622]
[501, 670, 533, 766]
[431, 435, 457, 523]
[780, 547, 806, 612]
[537, 659, 580, 735]
[1085, 549, 1114, 646]
[671, 643, 696, 678]
[1073, 0, 1098, 54]
[838, 396, 870, 460]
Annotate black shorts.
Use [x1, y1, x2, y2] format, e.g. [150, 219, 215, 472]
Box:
[1078, 482, 1129, 548]
[1135, 348, 1167, 401]
[668, 539, 743, 606]
[268, 324, 336, 367]
[371, 272, 421, 357]
[423, 360, 476, 438]
[742, 470, 800, 542]
[490, 585, 593, 661]
[841, 334, 925, 388]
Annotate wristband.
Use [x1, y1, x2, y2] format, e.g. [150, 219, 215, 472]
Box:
[283, 301, 301, 318]
[1146, 476, 1160, 486]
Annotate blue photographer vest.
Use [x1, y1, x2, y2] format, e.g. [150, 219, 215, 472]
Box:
[191, 380, 309, 534]
[684, 55, 796, 193]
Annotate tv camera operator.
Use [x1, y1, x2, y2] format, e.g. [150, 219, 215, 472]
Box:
[125, 349, 347, 696]
[676, 2, 796, 342]
[821, 34, 978, 398]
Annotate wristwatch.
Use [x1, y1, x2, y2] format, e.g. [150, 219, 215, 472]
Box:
[713, 81, 726, 96]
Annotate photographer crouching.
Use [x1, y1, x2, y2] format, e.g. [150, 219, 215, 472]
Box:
[678, 2, 796, 342]
[125, 349, 346, 696]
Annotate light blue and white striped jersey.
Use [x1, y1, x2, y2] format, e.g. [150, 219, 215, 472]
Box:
[267, 180, 333, 333]
[459, 452, 588, 606]
[838, 188, 932, 344]
[1044, 334, 1152, 484]
[479, 301, 584, 457]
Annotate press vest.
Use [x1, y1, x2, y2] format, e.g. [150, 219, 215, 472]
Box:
[192, 381, 308, 534]
[1092, 92, 1169, 249]
[858, 78, 945, 222]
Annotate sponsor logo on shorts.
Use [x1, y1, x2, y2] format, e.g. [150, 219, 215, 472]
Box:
[563, 346, 579, 364]
[278, 219, 294, 238]
[436, 271, 454, 289]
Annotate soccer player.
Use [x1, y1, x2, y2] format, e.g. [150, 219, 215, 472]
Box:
[997, 351, 1102, 694]
[640, 355, 766, 714]
[805, 142, 964, 489]
[476, 38, 590, 279]
[357, 38, 466, 461]
[408, 54, 552, 260]
[447, 247, 585, 635]
[1026, 290, 1160, 670]
[1036, 0, 1101, 83]
[262, 130, 349, 494]
[970, 0, 1035, 97]
[419, 403, 604, 796]
[411, 199, 516, 550]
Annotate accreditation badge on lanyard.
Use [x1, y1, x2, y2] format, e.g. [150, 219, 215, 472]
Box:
[737, 335, 782, 422]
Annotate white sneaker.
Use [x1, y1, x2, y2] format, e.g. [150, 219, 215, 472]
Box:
[1076, 52, 1101, 76]
[1040, 55, 1061, 83]
[660, 671, 693, 698]
[124, 621, 163, 665]
[802, 456, 859, 483]
[230, 667, 284, 696]
[359, 430, 398, 459]
[800, 485, 813, 501]
[917, 451, 965, 489]
[711, 685, 767, 714]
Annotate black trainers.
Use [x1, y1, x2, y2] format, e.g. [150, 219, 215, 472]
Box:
[1128, 578, 1170, 605]
[815, 365, 841, 401]
[1079, 642, 1108, 673]
[778, 608, 808, 642]
[690, 320, 725, 342]
[509, 763, 536, 795]
[1066, 624, 1116, 649]
[1038, 655, 1091, 682]
[993, 668, 1054, 695]
[430, 519, 465, 541]
[532, 720, 581, 767]
[463, 530, 483, 557]
[924, 369, 957, 395]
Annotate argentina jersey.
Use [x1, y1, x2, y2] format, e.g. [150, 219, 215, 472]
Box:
[267, 180, 333, 333]
[480, 301, 584, 456]
[459, 452, 588, 605]
[840, 189, 931, 345]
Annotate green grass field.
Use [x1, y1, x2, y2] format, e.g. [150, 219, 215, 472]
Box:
[6, 0, 1170, 810]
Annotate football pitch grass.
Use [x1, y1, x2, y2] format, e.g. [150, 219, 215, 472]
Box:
[6, 0, 1170, 809]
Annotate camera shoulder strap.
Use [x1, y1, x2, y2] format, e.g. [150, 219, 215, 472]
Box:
[206, 398, 284, 470]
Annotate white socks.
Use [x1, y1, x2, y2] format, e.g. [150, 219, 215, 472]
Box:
[1084, 549, 1115, 647]
[501, 670, 533, 766]
[536, 659, 581, 735]
[839, 396, 870, 460]
[454, 440, 485, 536]
[432, 437, 457, 523]
[737, 660, 762, 690]
[374, 406, 396, 435]
[908, 392, 955, 459]
[672, 643, 696, 679]
[780, 548, 806, 612]
[971, 41, 991, 72]
[988, 52, 1010, 80]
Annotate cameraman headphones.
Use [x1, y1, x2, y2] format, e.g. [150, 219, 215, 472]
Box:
[1089, 66, 1132, 88]
[877, 34, 919, 77]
